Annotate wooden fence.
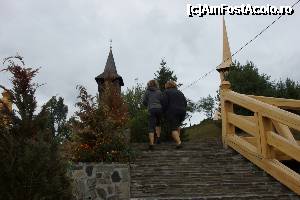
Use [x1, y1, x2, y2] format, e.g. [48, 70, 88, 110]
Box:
[220, 81, 300, 195]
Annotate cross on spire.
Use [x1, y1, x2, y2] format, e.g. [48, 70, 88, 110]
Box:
[110, 39, 112, 50]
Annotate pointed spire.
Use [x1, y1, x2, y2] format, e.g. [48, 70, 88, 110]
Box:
[95, 45, 124, 87]
[217, 17, 232, 72]
[103, 47, 118, 77]
[223, 16, 232, 65]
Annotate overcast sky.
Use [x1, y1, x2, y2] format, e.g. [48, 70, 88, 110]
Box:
[0, 0, 300, 124]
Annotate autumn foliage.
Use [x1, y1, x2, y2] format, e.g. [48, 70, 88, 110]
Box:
[67, 83, 132, 162]
[0, 56, 72, 200]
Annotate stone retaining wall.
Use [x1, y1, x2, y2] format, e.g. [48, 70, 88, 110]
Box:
[70, 163, 130, 200]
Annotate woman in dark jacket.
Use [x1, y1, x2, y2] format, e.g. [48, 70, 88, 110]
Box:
[143, 80, 163, 150]
[163, 80, 187, 149]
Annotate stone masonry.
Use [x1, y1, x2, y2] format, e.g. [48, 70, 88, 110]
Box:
[70, 163, 130, 200]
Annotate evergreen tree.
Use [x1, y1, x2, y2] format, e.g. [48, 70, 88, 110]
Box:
[154, 59, 179, 91]
[0, 56, 72, 200]
[225, 61, 300, 100]
[223, 61, 300, 115]
[226, 61, 274, 97]
[274, 78, 300, 99]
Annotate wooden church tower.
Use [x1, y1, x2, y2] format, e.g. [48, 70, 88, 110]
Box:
[95, 45, 124, 96]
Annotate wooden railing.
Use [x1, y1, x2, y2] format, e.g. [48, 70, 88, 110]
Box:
[220, 81, 300, 195]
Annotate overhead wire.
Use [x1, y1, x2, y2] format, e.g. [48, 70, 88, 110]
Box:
[182, 0, 300, 91]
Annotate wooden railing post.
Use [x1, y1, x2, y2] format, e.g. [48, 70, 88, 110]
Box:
[257, 114, 274, 159]
[220, 81, 235, 148]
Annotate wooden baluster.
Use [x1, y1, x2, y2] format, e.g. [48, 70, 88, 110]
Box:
[254, 112, 263, 157]
[257, 114, 275, 159]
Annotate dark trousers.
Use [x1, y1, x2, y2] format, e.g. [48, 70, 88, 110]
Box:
[166, 109, 186, 131]
[148, 108, 162, 132]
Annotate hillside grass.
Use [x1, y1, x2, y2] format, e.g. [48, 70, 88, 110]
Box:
[184, 119, 222, 141]
[184, 119, 300, 141]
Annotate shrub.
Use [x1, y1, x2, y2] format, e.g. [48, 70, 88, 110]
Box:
[129, 109, 149, 142]
[67, 83, 133, 162]
[0, 56, 72, 200]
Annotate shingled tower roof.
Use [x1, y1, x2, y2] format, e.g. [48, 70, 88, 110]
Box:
[95, 47, 124, 86]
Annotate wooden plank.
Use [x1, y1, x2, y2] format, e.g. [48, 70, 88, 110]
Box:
[257, 114, 274, 159]
[267, 131, 300, 162]
[263, 159, 300, 195]
[274, 150, 292, 161]
[227, 113, 257, 137]
[272, 120, 297, 145]
[227, 135, 258, 155]
[223, 91, 300, 131]
[242, 136, 257, 146]
[248, 95, 300, 110]
[240, 115, 255, 122]
[227, 135, 300, 195]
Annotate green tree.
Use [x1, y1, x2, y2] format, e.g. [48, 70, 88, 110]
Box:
[226, 61, 274, 96]
[224, 61, 300, 116]
[154, 59, 179, 91]
[275, 78, 300, 99]
[0, 56, 72, 200]
[67, 83, 132, 162]
[197, 95, 215, 119]
[123, 82, 148, 142]
[39, 96, 70, 143]
[226, 61, 300, 100]
[123, 82, 146, 118]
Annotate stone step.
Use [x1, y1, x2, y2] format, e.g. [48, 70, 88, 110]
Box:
[130, 194, 298, 200]
[130, 139, 298, 199]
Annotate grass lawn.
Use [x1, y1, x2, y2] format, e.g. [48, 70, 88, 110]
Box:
[184, 119, 222, 141]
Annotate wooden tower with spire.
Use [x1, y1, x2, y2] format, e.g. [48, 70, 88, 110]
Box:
[95, 43, 124, 95]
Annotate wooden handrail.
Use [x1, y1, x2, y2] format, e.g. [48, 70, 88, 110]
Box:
[221, 87, 300, 195]
[223, 90, 300, 131]
[248, 95, 300, 110]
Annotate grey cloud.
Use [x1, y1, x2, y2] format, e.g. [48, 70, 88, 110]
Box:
[0, 0, 299, 125]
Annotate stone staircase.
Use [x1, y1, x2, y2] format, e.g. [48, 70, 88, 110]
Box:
[130, 139, 299, 199]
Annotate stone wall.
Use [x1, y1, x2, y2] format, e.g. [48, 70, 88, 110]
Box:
[70, 163, 130, 200]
